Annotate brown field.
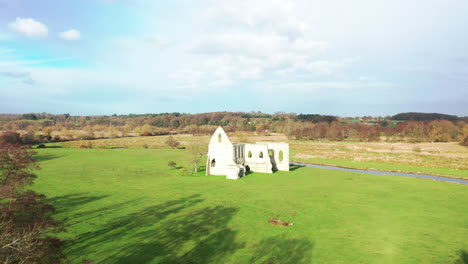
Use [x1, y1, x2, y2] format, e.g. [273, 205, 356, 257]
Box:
[290, 141, 468, 171]
[58, 132, 290, 147]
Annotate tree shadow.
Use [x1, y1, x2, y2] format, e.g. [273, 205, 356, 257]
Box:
[33, 154, 64, 162]
[45, 193, 110, 217]
[249, 235, 314, 264]
[70, 194, 245, 264]
[455, 250, 468, 264]
[45, 194, 146, 229]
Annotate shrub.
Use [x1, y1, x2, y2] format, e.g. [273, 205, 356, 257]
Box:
[167, 161, 177, 168]
[37, 144, 46, 149]
[0, 131, 22, 145]
[165, 136, 180, 148]
[141, 131, 152, 137]
[21, 131, 40, 145]
[82, 132, 95, 140]
[176, 146, 186, 149]
[143, 144, 148, 149]
[461, 135, 468, 146]
[460, 125, 468, 146]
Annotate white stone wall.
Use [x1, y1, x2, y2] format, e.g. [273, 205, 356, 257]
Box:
[263, 142, 290, 171]
[206, 127, 236, 176]
[244, 143, 273, 173]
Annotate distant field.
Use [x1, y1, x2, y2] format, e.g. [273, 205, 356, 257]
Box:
[290, 141, 468, 178]
[33, 148, 468, 264]
[49, 134, 468, 178]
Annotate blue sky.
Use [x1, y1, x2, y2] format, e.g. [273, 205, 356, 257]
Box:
[0, 0, 467, 116]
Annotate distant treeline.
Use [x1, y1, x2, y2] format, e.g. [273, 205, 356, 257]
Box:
[292, 120, 465, 143]
[0, 111, 467, 146]
[391, 112, 461, 121]
[297, 114, 337, 123]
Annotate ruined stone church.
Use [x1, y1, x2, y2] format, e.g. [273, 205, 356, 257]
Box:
[206, 127, 289, 180]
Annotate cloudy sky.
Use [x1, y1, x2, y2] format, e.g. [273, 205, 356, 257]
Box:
[0, 0, 467, 116]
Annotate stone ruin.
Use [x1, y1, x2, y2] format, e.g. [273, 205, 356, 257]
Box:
[206, 127, 289, 180]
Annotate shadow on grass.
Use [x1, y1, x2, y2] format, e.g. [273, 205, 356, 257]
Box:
[46, 194, 143, 226]
[68, 194, 245, 263]
[249, 235, 314, 264]
[33, 153, 64, 162]
[61, 194, 314, 264]
[45, 193, 110, 216]
[455, 250, 468, 264]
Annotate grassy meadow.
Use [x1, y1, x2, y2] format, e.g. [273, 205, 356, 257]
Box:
[32, 147, 468, 264]
[55, 134, 468, 178]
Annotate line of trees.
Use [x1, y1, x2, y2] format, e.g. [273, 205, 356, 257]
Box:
[1, 112, 467, 145]
[292, 120, 466, 143]
[391, 112, 459, 121]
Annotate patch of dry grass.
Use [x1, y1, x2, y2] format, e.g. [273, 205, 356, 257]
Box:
[290, 141, 468, 171]
[60, 134, 210, 148]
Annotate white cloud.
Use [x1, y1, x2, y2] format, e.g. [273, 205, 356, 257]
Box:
[205, 0, 308, 38]
[59, 29, 81, 40]
[8, 17, 48, 37]
[167, 0, 358, 89]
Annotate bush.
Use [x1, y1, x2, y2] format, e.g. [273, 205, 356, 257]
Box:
[0, 131, 22, 145]
[143, 144, 148, 149]
[37, 144, 46, 149]
[176, 146, 186, 149]
[21, 131, 40, 145]
[165, 136, 180, 148]
[167, 161, 177, 168]
[141, 131, 152, 137]
[461, 136, 468, 147]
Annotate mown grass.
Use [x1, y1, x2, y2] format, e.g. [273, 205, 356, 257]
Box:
[32, 148, 468, 264]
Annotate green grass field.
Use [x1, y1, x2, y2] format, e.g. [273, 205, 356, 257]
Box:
[33, 148, 468, 264]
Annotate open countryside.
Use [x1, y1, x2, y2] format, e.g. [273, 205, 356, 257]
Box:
[1, 0, 468, 263]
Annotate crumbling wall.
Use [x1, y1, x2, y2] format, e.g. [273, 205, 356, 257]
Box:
[263, 142, 290, 171]
[206, 127, 236, 176]
[244, 143, 273, 173]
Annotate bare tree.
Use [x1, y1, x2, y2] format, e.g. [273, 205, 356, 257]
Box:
[0, 132, 65, 264]
[186, 137, 207, 173]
